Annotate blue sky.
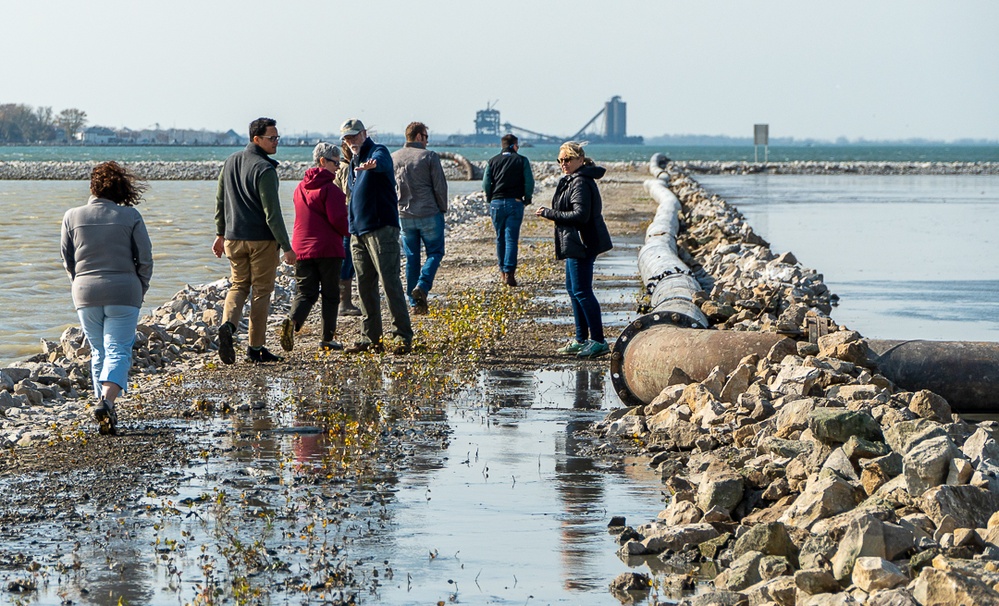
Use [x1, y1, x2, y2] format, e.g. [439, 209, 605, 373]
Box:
[7, 0, 998, 141]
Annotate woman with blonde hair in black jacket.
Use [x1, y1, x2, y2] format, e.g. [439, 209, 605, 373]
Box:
[536, 141, 613, 359]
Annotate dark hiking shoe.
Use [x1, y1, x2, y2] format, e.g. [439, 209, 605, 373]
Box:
[319, 340, 344, 351]
[280, 317, 295, 352]
[94, 397, 118, 436]
[411, 286, 428, 307]
[246, 346, 283, 363]
[388, 337, 412, 355]
[217, 322, 236, 365]
[338, 301, 362, 316]
[505, 269, 518, 287]
[344, 340, 384, 354]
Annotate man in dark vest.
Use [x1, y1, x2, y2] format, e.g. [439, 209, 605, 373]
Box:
[483, 133, 534, 287]
[212, 117, 295, 364]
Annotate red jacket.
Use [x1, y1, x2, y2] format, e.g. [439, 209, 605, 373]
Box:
[292, 167, 349, 259]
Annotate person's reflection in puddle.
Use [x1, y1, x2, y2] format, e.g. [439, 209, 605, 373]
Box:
[573, 368, 605, 409]
[552, 367, 612, 590]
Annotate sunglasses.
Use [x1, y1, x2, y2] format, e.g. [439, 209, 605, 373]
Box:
[557, 157, 576, 165]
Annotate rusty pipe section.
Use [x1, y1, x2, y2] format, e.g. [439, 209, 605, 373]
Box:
[639, 159, 709, 329]
[611, 320, 786, 406]
[610, 323, 999, 414]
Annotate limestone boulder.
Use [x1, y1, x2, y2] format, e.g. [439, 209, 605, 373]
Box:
[883, 419, 947, 456]
[962, 427, 999, 468]
[779, 473, 860, 530]
[714, 550, 764, 591]
[745, 575, 797, 606]
[795, 568, 840, 595]
[911, 566, 999, 605]
[907, 390, 952, 423]
[732, 522, 799, 567]
[770, 365, 822, 397]
[902, 435, 963, 496]
[830, 513, 886, 582]
[921, 484, 999, 530]
[633, 522, 720, 555]
[860, 453, 903, 496]
[605, 415, 646, 438]
[851, 557, 908, 592]
[696, 462, 746, 515]
[842, 435, 891, 464]
[759, 436, 814, 459]
[808, 407, 883, 445]
[774, 397, 817, 438]
[864, 588, 919, 606]
[658, 500, 702, 526]
[720, 364, 755, 404]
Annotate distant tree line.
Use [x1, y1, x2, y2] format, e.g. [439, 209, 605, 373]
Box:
[0, 103, 88, 143]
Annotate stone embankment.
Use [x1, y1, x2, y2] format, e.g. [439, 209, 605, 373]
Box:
[600, 168, 999, 605]
[3, 159, 997, 181]
[0, 191, 493, 448]
[0, 157, 480, 181]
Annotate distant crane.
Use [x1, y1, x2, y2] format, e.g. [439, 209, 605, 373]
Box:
[500, 122, 561, 144]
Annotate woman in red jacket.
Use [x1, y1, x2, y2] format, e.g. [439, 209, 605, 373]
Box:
[280, 142, 350, 351]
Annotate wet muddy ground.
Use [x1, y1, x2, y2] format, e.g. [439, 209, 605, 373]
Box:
[0, 172, 678, 605]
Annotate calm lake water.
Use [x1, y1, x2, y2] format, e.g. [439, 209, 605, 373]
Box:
[697, 174, 999, 342]
[3, 143, 999, 163]
[1, 174, 996, 365]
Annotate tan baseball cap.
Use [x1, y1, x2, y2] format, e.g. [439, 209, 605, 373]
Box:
[340, 119, 365, 137]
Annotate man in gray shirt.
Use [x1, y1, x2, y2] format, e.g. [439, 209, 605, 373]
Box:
[391, 122, 448, 314]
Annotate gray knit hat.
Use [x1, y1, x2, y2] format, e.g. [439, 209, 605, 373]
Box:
[312, 141, 340, 166]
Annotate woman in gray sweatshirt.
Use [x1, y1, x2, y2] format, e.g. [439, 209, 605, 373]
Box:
[61, 161, 153, 435]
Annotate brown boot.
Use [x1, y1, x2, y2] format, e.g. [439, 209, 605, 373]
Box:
[338, 278, 362, 316]
[505, 268, 518, 287]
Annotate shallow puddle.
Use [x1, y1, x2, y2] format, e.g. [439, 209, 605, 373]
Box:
[2, 237, 676, 605]
[348, 367, 667, 605]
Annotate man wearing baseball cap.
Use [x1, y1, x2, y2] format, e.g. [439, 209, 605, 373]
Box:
[340, 119, 412, 354]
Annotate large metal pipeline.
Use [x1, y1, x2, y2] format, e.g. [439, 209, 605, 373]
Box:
[639, 154, 709, 329]
[610, 321, 999, 414]
[869, 339, 999, 414]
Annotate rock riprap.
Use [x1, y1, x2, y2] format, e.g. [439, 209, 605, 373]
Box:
[595, 168, 999, 605]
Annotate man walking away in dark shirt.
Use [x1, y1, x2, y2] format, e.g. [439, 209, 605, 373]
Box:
[483, 133, 534, 287]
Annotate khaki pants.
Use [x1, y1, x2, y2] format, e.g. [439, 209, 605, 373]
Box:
[222, 239, 279, 348]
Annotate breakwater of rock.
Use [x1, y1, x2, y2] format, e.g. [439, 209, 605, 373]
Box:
[599, 168, 999, 604]
[0, 157, 480, 181]
[4, 159, 997, 181]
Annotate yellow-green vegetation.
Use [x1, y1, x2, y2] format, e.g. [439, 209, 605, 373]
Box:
[142, 279, 551, 604]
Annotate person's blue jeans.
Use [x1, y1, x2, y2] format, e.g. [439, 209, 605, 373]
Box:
[340, 236, 355, 280]
[77, 304, 140, 398]
[489, 198, 525, 273]
[565, 255, 604, 344]
[400, 212, 445, 305]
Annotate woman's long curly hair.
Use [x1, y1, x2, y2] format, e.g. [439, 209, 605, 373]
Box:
[90, 161, 147, 206]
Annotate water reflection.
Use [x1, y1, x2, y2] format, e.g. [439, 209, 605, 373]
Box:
[480, 367, 611, 410]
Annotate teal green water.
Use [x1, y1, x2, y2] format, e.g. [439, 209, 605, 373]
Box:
[3, 144, 999, 163]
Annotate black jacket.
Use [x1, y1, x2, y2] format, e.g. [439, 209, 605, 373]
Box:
[541, 164, 613, 260]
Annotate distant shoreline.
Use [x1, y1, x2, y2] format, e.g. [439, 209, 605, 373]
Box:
[1, 159, 998, 180]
